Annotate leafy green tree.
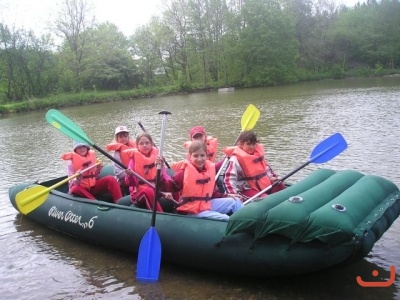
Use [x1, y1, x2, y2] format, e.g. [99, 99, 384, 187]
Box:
[130, 19, 168, 87]
[82, 23, 138, 90]
[237, 0, 298, 85]
[161, 0, 193, 86]
[53, 0, 96, 92]
[0, 24, 56, 101]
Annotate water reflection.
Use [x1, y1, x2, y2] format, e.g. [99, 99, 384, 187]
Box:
[11, 215, 399, 299]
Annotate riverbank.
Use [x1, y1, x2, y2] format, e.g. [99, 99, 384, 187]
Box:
[1, 72, 399, 115]
[0, 86, 179, 115]
[0, 84, 222, 115]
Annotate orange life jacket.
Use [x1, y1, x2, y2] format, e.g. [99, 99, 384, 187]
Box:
[177, 160, 215, 214]
[183, 136, 218, 162]
[170, 160, 186, 173]
[223, 144, 271, 191]
[106, 141, 136, 166]
[124, 147, 159, 183]
[61, 150, 97, 189]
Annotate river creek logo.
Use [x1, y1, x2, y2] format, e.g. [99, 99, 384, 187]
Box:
[356, 265, 396, 287]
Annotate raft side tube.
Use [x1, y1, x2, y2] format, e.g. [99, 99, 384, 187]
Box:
[225, 169, 337, 237]
[255, 170, 365, 240]
[295, 175, 399, 246]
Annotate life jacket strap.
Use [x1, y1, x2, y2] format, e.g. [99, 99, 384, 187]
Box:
[144, 163, 155, 175]
[252, 155, 265, 163]
[179, 195, 212, 205]
[241, 170, 268, 181]
[196, 177, 211, 184]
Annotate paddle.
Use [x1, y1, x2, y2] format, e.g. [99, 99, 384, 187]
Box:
[215, 104, 260, 181]
[16, 162, 100, 215]
[243, 132, 348, 205]
[136, 111, 171, 282]
[137, 121, 172, 169]
[45, 109, 156, 190]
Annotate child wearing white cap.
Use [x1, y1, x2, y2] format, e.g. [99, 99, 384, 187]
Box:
[106, 126, 136, 195]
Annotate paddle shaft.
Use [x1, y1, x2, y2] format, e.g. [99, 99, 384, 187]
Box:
[19, 162, 100, 206]
[215, 135, 241, 180]
[243, 161, 310, 205]
[151, 111, 170, 226]
[91, 143, 160, 188]
[137, 121, 171, 169]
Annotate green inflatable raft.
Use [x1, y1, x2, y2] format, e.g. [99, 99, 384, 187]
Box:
[9, 166, 400, 277]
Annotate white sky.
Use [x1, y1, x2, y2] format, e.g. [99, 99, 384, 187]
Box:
[0, 0, 164, 37]
[0, 0, 364, 38]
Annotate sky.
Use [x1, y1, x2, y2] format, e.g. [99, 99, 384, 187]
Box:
[0, 0, 165, 37]
[0, 0, 365, 38]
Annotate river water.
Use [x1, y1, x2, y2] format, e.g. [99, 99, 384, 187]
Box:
[1, 77, 400, 299]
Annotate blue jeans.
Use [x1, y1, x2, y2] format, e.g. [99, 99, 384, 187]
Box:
[192, 197, 243, 221]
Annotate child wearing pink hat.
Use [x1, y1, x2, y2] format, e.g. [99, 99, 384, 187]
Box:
[171, 125, 219, 172]
[184, 126, 218, 162]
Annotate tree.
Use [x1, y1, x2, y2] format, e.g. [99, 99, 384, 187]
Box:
[0, 24, 56, 101]
[238, 0, 298, 85]
[82, 23, 138, 90]
[131, 19, 168, 87]
[53, 0, 95, 92]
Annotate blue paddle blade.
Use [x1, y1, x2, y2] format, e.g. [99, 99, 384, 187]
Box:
[310, 132, 347, 164]
[136, 227, 162, 282]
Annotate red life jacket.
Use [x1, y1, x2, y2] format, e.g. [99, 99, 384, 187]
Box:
[223, 144, 271, 191]
[124, 147, 159, 183]
[61, 150, 97, 189]
[183, 136, 218, 162]
[106, 141, 136, 166]
[177, 160, 215, 214]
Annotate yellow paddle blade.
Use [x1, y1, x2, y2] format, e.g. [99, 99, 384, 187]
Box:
[16, 185, 50, 215]
[241, 104, 260, 131]
[15, 163, 99, 215]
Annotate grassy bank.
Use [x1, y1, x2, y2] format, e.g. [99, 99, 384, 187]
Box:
[1, 69, 399, 115]
[0, 85, 185, 115]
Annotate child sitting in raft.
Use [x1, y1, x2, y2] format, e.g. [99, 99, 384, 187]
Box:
[124, 132, 174, 212]
[161, 141, 243, 221]
[61, 141, 123, 202]
[171, 125, 219, 172]
[106, 125, 136, 195]
[222, 130, 286, 200]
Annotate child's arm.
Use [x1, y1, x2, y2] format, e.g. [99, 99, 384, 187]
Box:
[67, 161, 81, 188]
[113, 151, 126, 180]
[222, 156, 243, 194]
[162, 169, 184, 193]
[124, 158, 139, 187]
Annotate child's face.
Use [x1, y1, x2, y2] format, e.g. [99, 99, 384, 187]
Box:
[192, 133, 206, 142]
[239, 141, 256, 155]
[116, 132, 129, 144]
[75, 146, 88, 156]
[190, 148, 207, 169]
[137, 136, 152, 155]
